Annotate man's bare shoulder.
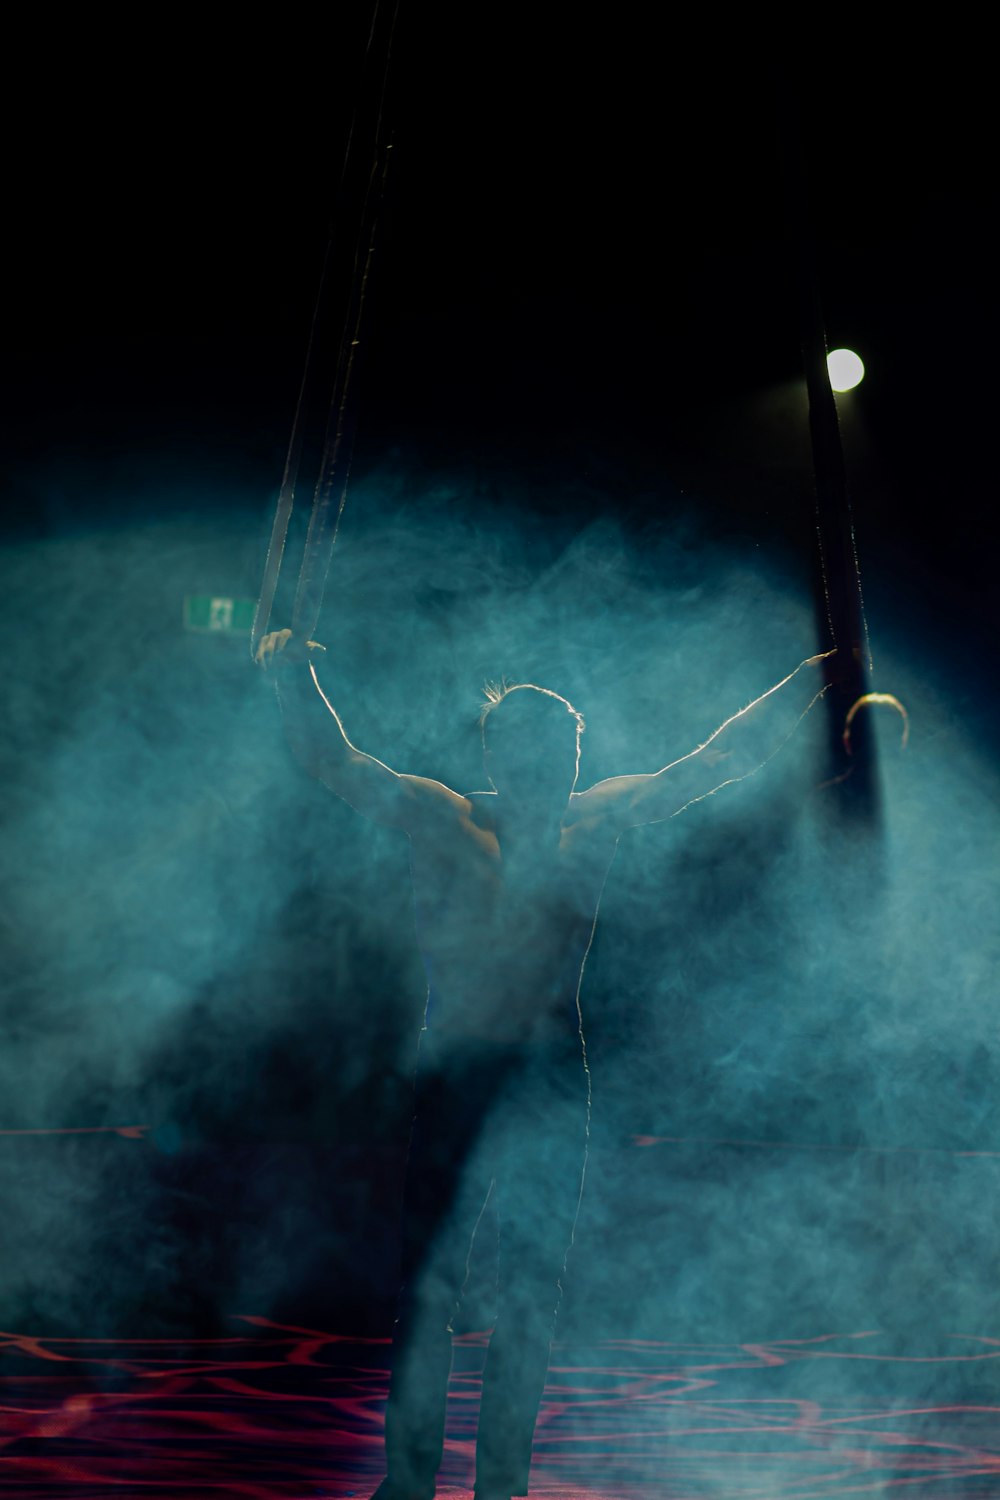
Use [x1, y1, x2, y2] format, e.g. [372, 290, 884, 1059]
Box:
[395, 775, 472, 834]
[566, 777, 651, 829]
[559, 788, 634, 857]
[403, 780, 497, 852]
[398, 774, 473, 814]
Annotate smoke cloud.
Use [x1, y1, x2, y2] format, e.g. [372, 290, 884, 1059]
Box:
[1, 457, 996, 1360]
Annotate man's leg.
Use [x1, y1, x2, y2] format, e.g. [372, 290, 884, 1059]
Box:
[374, 1042, 511, 1500]
[473, 1044, 590, 1499]
[380, 1183, 493, 1498]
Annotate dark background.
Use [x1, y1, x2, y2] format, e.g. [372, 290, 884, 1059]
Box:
[1, 11, 996, 1347]
[5, 12, 994, 602]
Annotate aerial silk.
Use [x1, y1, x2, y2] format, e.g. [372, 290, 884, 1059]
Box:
[787, 111, 905, 799]
[251, 0, 400, 659]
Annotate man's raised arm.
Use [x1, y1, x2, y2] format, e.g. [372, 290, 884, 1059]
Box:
[257, 629, 468, 834]
[574, 652, 832, 834]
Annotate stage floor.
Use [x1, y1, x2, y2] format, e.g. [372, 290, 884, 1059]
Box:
[2, 1321, 998, 1498]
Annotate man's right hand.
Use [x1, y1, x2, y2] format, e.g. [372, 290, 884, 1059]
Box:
[255, 629, 326, 672]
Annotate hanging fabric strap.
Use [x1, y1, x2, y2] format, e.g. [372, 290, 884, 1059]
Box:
[777, 72, 882, 811]
[292, 119, 394, 642]
[251, 0, 400, 657]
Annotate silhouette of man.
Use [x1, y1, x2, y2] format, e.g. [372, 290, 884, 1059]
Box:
[257, 628, 829, 1500]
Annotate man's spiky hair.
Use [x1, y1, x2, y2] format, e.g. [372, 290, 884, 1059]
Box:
[479, 680, 585, 743]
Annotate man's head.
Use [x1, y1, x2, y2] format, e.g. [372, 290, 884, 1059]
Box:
[479, 682, 585, 809]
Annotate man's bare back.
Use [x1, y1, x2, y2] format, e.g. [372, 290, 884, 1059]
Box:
[406, 789, 616, 1041]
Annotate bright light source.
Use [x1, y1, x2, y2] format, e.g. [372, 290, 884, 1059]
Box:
[827, 348, 865, 392]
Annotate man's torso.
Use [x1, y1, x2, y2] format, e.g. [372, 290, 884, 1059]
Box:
[408, 790, 618, 1041]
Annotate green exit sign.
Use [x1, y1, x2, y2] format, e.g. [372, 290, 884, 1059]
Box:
[183, 595, 257, 634]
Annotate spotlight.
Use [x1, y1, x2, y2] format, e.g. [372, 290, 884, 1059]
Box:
[827, 348, 865, 392]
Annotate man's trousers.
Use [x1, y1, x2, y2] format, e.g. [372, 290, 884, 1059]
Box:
[378, 1027, 590, 1499]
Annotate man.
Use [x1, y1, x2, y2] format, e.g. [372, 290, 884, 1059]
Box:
[257, 628, 829, 1499]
